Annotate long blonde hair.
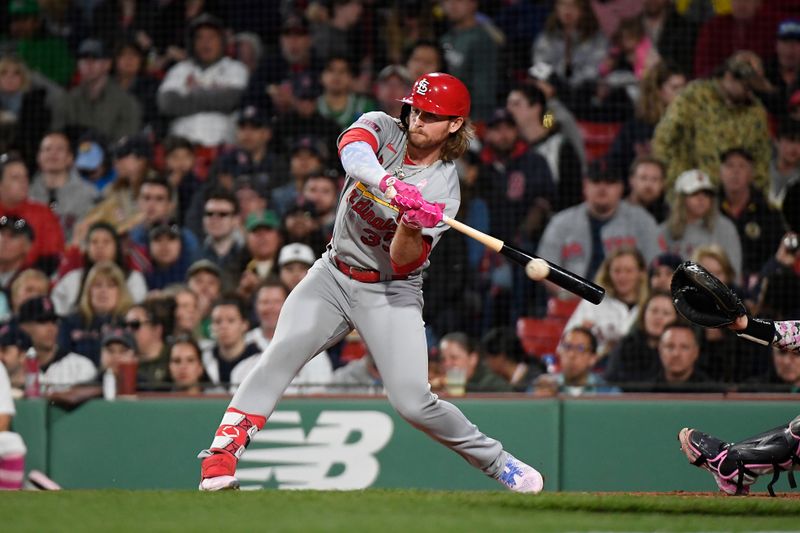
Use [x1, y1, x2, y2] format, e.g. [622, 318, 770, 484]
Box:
[594, 246, 649, 309]
[440, 119, 475, 162]
[665, 192, 718, 241]
[78, 261, 133, 324]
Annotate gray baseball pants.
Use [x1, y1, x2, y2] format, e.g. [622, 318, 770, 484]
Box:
[229, 253, 505, 475]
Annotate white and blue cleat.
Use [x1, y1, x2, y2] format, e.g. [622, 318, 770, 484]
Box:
[495, 453, 544, 494]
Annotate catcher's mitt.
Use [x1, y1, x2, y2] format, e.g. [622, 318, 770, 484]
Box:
[670, 261, 746, 328]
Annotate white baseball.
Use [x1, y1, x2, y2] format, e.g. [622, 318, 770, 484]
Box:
[525, 258, 550, 281]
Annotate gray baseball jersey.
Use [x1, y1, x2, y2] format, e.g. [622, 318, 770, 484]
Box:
[210, 111, 512, 483]
[331, 111, 460, 273]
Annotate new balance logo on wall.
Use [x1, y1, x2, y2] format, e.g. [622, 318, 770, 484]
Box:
[236, 411, 394, 490]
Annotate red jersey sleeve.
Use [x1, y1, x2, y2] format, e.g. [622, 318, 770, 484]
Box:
[391, 237, 432, 275]
[338, 128, 379, 155]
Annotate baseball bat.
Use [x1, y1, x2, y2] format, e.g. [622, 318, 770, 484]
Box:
[441, 216, 605, 305]
[383, 186, 605, 304]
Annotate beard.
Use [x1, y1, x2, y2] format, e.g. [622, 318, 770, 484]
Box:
[407, 129, 443, 150]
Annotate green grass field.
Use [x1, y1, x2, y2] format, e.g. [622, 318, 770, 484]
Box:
[2, 490, 799, 532]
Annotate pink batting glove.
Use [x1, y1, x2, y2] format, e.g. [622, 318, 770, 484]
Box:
[379, 175, 424, 212]
[400, 201, 445, 229]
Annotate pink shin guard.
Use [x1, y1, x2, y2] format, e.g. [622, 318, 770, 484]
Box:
[0, 454, 25, 490]
[693, 417, 800, 496]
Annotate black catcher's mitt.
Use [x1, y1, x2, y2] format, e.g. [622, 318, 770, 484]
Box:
[671, 261, 746, 328]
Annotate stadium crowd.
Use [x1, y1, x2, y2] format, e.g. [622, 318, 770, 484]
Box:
[0, 0, 799, 405]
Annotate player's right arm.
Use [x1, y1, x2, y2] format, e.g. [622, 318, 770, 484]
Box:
[339, 139, 389, 190]
[338, 112, 393, 189]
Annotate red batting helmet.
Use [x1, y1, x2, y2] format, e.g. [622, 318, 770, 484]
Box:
[400, 72, 471, 118]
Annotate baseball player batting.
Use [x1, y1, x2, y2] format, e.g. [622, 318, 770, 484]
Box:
[198, 73, 544, 493]
[671, 262, 800, 496]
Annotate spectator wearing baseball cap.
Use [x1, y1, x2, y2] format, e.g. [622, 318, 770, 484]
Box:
[647, 252, 683, 293]
[162, 136, 202, 226]
[157, 14, 248, 146]
[270, 136, 326, 216]
[278, 242, 317, 292]
[52, 38, 142, 143]
[241, 12, 323, 116]
[0, 215, 35, 297]
[186, 259, 223, 341]
[17, 296, 98, 390]
[652, 51, 772, 195]
[7, 0, 74, 86]
[211, 105, 280, 192]
[282, 201, 326, 258]
[718, 147, 786, 283]
[146, 219, 197, 291]
[238, 211, 283, 300]
[271, 69, 341, 159]
[74, 132, 114, 191]
[98, 327, 137, 386]
[481, 105, 556, 256]
[537, 158, 662, 283]
[234, 175, 270, 222]
[79, 133, 154, 239]
[113, 133, 152, 161]
[375, 64, 412, 118]
[659, 169, 743, 283]
[0, 321, 31, 393]
[0, 154, 64, 276]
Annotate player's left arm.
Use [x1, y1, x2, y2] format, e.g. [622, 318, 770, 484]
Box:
[390, 223, 430, 273]
[389, 195, 459, 274]
[731, 316, 800, 353]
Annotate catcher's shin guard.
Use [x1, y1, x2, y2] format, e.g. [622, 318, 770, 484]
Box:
[198, 408, 266, 480]
[679, 416, 800, 496]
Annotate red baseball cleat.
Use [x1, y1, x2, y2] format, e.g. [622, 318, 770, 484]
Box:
[199, 451, 239, 491]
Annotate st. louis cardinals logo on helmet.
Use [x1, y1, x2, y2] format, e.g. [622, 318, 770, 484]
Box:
[400, 72, 471, 118]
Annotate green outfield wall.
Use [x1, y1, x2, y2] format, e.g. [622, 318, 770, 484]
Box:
[11, 396, 799, 492]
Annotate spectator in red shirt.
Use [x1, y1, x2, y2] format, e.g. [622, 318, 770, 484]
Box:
[0, 153, 64, 275]
[694, 0, 784, 78]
